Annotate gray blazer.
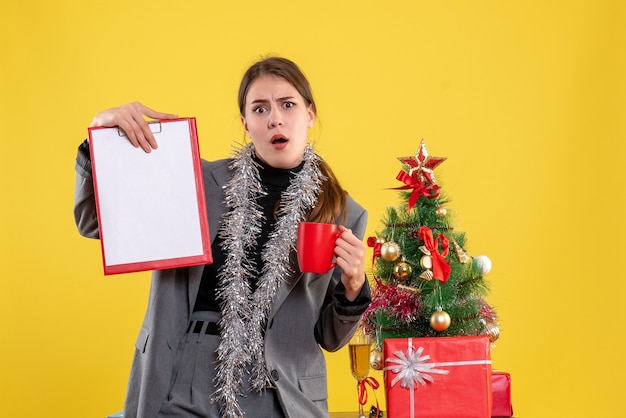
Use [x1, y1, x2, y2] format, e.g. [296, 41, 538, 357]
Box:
[74, 150, 370, 418]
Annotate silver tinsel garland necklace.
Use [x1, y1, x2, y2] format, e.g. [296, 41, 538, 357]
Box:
[212, 143, 324, 417]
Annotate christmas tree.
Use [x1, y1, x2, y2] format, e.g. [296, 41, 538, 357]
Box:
[363, 140, 499, 364]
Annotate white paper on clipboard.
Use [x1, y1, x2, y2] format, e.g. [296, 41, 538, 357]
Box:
[88, 118, 212, 275]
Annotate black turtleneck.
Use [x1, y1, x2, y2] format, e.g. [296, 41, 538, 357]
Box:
[193, 158, 305, 312]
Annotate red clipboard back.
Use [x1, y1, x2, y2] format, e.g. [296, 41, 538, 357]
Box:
[88, 118, 212, 275]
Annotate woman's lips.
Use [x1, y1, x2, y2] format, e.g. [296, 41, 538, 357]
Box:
[271, 135, 288, 149]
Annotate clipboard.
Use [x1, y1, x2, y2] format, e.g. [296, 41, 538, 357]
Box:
[88, 117, 212, 275]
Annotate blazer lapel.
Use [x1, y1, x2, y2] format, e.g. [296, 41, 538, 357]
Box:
[205, 160, 231, 242]
[268, 252, 304, 321]
[187, 160, 232, 314]
[268, 274, 302, 321]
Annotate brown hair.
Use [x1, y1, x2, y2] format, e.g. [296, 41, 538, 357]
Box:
[238, 56, 347, 224]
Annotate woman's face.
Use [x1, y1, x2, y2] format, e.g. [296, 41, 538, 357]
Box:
[241, 74, 315, 169]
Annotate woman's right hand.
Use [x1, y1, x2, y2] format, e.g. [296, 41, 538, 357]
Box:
[90, 102, 179, 153]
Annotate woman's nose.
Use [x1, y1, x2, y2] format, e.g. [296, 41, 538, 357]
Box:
[268, 109, 284, 128]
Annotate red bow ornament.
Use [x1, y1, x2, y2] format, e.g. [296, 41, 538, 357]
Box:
[418, 226, 451, 283]
[367, 236, 382, 267]
[395, 171, 440, 210]
[358, 376, 380, 409]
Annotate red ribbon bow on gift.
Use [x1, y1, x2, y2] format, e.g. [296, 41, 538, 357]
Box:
[367, 237, 382, 267]
[419, 226, 451, 283]
[395, 171, 440, 210]
[358, 376, 380, 408]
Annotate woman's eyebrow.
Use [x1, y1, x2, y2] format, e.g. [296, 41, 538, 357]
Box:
[250, 96, 297, 104]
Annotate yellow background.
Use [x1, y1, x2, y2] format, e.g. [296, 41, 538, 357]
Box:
[1, 1, 624, 417]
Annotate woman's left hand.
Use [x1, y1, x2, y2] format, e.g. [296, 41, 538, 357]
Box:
[335, 226, 367, 301]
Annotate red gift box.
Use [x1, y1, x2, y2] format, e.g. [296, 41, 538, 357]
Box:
[384, 336, 492, 418]
[491, 371, 513, 417]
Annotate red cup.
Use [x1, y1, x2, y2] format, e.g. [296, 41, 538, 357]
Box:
[297, 222, 343, 274]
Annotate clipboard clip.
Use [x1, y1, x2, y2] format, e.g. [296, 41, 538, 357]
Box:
[118, 121, 162, 137]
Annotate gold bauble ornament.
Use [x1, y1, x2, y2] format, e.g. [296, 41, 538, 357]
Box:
[430, 308, 451, 331]
[380, 241, 400, 262]
[370, 346, 384, 370]
[435, 206, 447, 218]
[393, 261, 412, 280]
[484, 322, 500, 342]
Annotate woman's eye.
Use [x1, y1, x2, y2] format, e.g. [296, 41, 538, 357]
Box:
[283, 102, 295, 109]
[253, 106, 267, 113]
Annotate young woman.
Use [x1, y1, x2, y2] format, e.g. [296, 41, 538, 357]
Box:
[74, 57, 370, 418]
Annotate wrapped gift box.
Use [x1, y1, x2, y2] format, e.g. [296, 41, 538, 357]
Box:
[384, 336, 492, 418]
[491, 371, 513, 417]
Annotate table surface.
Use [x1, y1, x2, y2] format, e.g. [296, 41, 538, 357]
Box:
[330, 414, 515, 418]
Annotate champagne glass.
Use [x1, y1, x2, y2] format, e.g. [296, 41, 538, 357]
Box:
[349, 332, 372, 418]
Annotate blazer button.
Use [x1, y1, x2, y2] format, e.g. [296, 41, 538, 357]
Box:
[271, 370, 279, 381]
